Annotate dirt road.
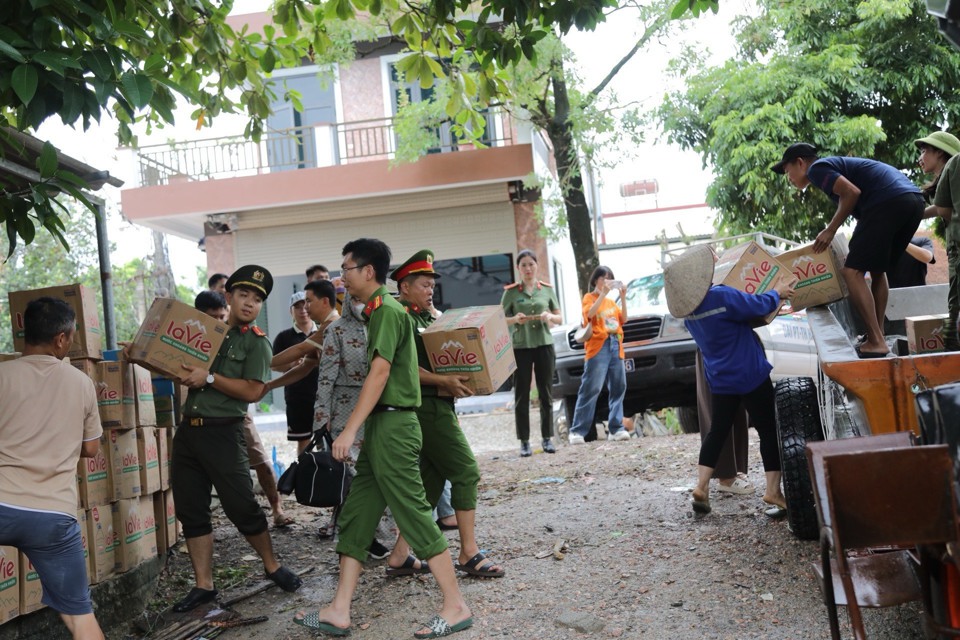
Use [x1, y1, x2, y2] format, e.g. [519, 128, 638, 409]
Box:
[131, 412, 925, 640]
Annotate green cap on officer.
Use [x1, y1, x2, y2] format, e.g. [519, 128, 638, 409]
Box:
[390, 250, 441, 282]
[225, 264, 273, 299]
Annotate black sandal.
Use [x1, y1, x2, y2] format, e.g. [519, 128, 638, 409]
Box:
[385, 555, 431, 577]
[455, 552, 505, 578]
[265, 566, 302, 592]
[172, 587, 218, 612]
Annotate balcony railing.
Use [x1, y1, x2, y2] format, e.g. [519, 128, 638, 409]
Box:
[136, 109, 515, 187]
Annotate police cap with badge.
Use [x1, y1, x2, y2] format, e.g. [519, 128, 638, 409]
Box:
[225, 264, 273, 299]
[390, 249, 441, 282]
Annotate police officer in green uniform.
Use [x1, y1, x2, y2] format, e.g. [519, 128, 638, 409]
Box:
[387, 250, 504, 579]
[171, 265, 302, 612]
[294, 239, 473, 639]
[501, 249, 562, 456]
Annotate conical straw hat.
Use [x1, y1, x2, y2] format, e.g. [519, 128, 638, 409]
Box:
[664, 244, 715, 318]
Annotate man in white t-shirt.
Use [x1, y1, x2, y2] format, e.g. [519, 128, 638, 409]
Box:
[0, 297, 104, 639]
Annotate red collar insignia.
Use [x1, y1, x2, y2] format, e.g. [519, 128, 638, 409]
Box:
[363, 295, 383, 320]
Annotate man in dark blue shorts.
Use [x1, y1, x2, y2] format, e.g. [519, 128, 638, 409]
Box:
[773, 143, 924, 357]
[0, 298, 104, 638]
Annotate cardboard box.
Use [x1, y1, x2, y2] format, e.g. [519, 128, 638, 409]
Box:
[78, 433, 112, 508]
[137, 428, 162, 495]
[86, 505, 116, 584]
[18, 551, 43, 614]
[107, 429, 141, 500]
[128, 298, 227, 379]
[420, 306, 516, 395]
[77, 509, 90, 584]
[69, 357, 99, 380]
[164, 490, 179, 553]
[9, 284, 102, 359]
[0, 353, 21, 362]
[139, 496, 158, 559]
[907, 314, 950, 354]
[0, 546, 19, 624]
[113, 498, 146, 573]
[156, 427, 170, 490]
[132, 363, 156, 427]
[713, 241, 792, 325]
[96, 360, 136, 428]
[778, 237, 849, 311]
[153, 490, 180, 554]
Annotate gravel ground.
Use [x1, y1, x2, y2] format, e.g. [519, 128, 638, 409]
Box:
[124, 408, 927, 640]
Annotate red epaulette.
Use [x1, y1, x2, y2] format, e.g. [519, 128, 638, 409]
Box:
[503, 282, 519, 290]
[363, 295, 383, 320]
[251, 326, 267, 337]
[539, 280, 553, 288]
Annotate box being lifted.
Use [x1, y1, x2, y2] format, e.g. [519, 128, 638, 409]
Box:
[128, 298, 227, 380]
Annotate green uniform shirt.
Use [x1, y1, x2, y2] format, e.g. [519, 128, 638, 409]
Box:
[185, 324, 272, 418]
[365, 286, 421, 408]
[400, 299, 438, 397]
[935, 154, 960, 245]
[501, 281, 560, 348]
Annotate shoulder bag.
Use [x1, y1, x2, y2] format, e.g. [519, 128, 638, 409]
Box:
[276, 429, 352, 508]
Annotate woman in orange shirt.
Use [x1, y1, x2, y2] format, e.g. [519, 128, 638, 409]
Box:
[568, 266, 631, 444]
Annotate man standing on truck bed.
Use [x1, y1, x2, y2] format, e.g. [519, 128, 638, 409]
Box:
[773, 142, 924, 358]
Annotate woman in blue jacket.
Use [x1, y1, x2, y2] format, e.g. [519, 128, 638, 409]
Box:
[664, 245, 796, 516]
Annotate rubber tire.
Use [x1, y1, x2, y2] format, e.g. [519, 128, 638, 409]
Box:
[774, 377, 824, 541]
[677, 405, 699, 434]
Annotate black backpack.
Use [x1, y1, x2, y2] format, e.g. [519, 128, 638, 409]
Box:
[277, 429, 352, 508]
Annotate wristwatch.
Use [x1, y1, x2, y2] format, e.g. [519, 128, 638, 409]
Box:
[205, 373, 215, 386]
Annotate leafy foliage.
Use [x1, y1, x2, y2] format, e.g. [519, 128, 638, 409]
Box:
[1, 0, 618, 253]
[654, 0, 960, 240]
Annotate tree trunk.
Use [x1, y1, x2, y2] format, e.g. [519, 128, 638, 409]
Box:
[547, 70, 598, 296]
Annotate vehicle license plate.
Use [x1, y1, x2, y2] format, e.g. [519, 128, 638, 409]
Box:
[624, 358, 635, 372]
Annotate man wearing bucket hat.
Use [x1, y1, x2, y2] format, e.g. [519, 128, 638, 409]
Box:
[172, 265, 302, 611]
[772, 143, 924, 358]
[664, 245, 796, 517]
[924, 131, 960, 350]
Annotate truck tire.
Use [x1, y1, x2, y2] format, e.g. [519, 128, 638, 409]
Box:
[677, 405, 699, 434]
[774, 377, 823, 541]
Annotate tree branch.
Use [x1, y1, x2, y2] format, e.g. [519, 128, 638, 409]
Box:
[587, 11, 671, 101]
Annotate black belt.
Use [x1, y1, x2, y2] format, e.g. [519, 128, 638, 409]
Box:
[182, 416, 243, 427]
[370, 405, 417, 414]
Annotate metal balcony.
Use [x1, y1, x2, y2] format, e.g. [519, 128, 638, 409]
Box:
[135, 109, 515, 187]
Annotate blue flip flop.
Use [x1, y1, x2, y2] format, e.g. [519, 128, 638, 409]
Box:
[293, 611, 351, 636]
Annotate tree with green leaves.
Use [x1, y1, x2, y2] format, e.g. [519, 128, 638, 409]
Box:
[1, 0, 617, 254]
[654, 0, 960, 241]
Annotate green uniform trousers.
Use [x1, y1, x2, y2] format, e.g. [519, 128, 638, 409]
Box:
[417, 397, 480, 511]
[947, 243, 960, 349]
[171, 423, 268, 538]
[336, 410, 447, 563]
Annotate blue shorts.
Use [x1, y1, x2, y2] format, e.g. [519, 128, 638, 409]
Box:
[0, 505, 93, 615]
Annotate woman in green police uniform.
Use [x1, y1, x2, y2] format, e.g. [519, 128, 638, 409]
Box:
[501, 249, 562, 457]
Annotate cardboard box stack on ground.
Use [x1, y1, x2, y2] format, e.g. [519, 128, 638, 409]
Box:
[9, 284, 102, 359]
[96, 360, 135, 428]
[137, 428, 161, 495]
[128, 298, 227, 380]
[132, 363, 157, 427]
[113, 498, 146, 573]
[777, 236, 849, 311]
[18, 552, 43, 615]
[139, 496, 158, 558]
[420, 306, 516, 395]
[0, 546, 19, 624]
[78, 433, 112, 508]
[69, 357, 98, 379]
[86, 505, 116, 584]
[907, 314, 950, 354]
[712, 241, 792, 325]
[107, 429, 141, 500]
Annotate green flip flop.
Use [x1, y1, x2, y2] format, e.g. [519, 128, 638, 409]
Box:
[413, 615, 474, 638]
[293, 611, 351, 636]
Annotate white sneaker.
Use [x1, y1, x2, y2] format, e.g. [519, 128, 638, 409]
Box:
[569, 434, 585, 445]
[610, 429, 631, 441]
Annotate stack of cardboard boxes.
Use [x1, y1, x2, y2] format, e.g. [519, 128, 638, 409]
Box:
[2, 285, 184, 625]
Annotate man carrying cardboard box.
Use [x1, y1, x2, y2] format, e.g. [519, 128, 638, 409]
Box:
[773, 143, 924, 357]
[0, 297, 105, 639]
[293, 239, 473, 638]
[387, 250, 504, 580]
[169, 265, 301, 612]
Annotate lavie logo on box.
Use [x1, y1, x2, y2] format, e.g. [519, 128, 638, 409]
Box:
[430, 341, 482, 372]
[738, 261, 778, 294]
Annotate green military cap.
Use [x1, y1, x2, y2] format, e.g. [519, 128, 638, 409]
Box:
[225, 264, 273, 299]
[390, 249, 441, 282]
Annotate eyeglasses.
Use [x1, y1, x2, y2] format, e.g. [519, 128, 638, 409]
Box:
[341, 264, 366, 273]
